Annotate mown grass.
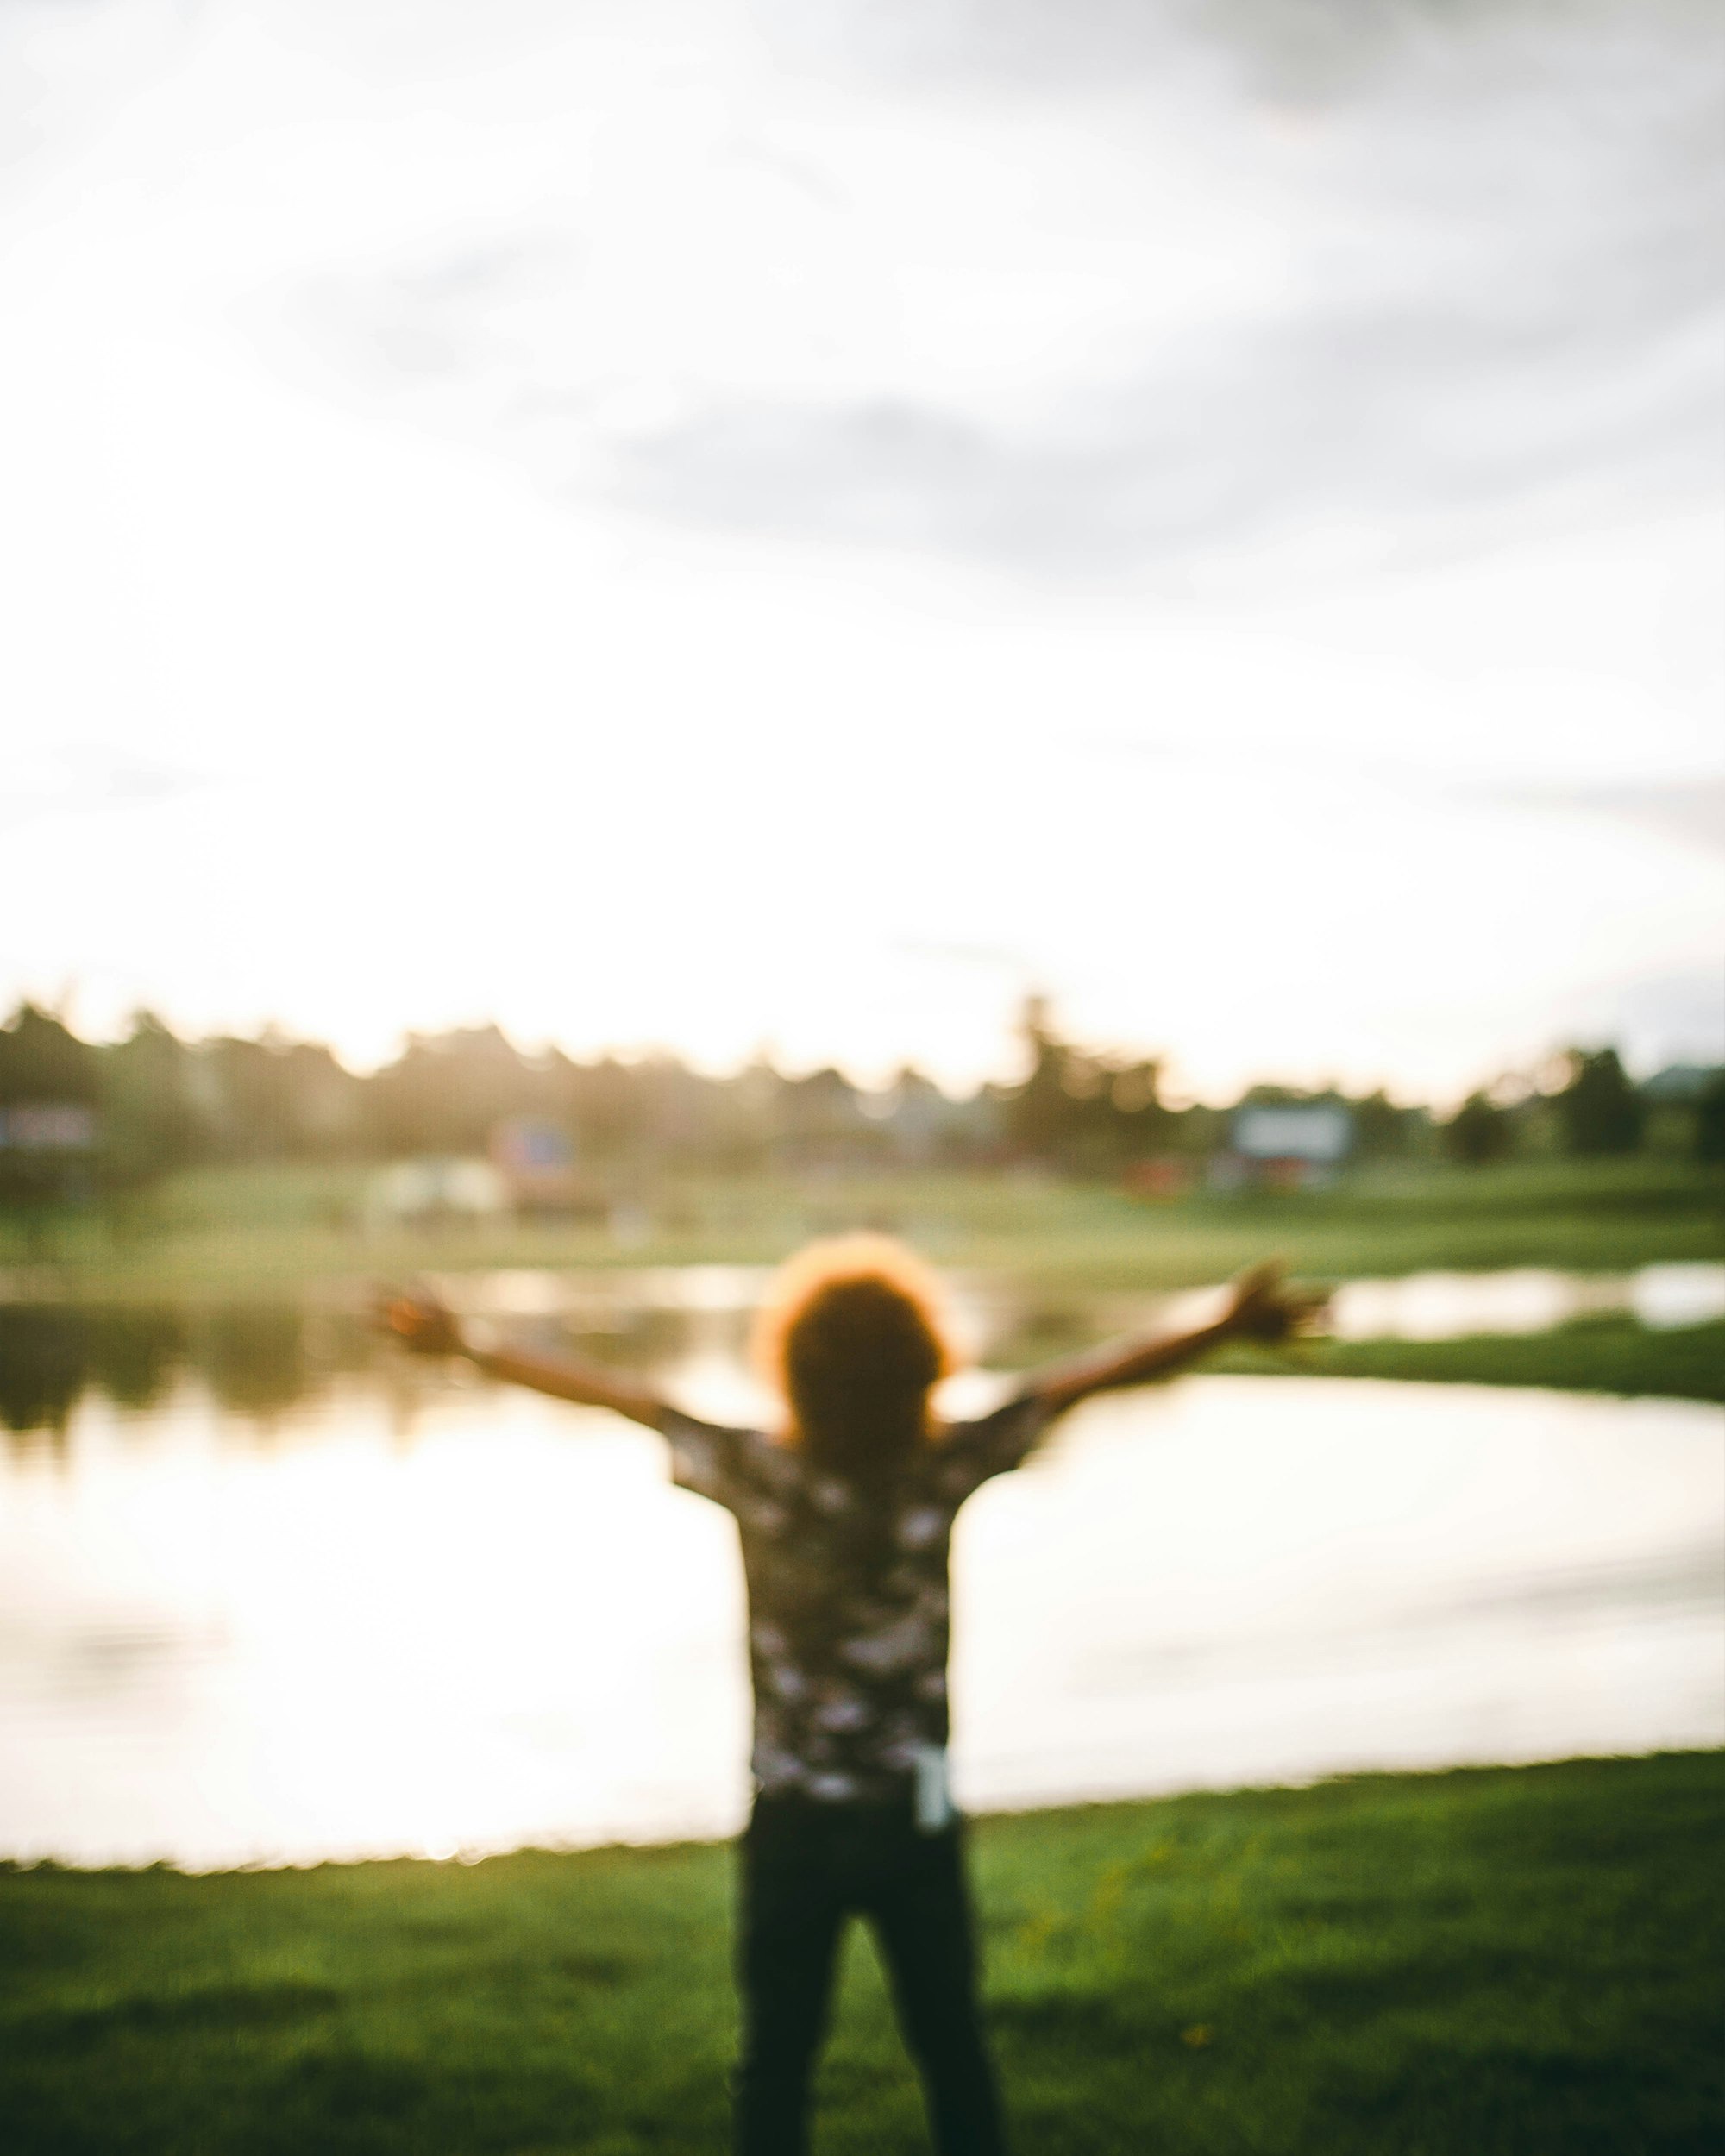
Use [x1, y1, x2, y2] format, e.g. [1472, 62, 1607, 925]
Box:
[1211, 1316, 1725, 1406]
[2, 1753, 1720, 2155]
[4, 1157, 1720, 1300]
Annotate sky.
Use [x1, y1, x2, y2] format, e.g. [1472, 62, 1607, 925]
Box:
[2, 0, 1721, 1102]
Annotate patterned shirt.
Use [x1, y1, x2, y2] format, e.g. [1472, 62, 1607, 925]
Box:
[662, 1393, 1056, 1804]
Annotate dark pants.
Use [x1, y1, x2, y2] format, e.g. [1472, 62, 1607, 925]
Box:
[734, 1792, 1007, 2156]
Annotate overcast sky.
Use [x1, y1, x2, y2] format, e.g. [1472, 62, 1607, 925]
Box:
[3, 0, 1721, 1099]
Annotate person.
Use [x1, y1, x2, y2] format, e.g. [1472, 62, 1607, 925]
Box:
[380, 1237, 1320, 2156]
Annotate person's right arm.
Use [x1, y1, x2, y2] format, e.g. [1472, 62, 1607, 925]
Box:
[378, 1291, 668, 1431]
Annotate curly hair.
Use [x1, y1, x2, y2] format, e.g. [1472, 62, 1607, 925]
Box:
[750, 1235, 959, 1478]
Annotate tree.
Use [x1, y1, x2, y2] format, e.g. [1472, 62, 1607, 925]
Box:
[100, 1012, 204, 1186]
[363, 1025, 542, 1157]
[0, 1001, 98, 1106]
[1352, 1088, 1431, 1160]
[1004, 994, 1071, 1163]
[1001, 997, 1176, 1171]
[1443, 1090, 1512, 1165]
[1553, 1048, 1644, 1157]
[0, 1003, 101, 1206]
[1695, 1070, 1725, 1165]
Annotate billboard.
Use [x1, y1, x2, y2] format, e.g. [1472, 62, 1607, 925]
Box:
[1231, 1106, 1352, 1163]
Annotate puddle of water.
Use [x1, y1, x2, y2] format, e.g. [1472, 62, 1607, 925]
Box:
[443, 1258, 1725, 1340]
[1328, 1263, 1725, 1340]
[411, 1261, 1725, 1376]
[455, 1266, 775, 1320]
[1629, 1264, 1725, 1329]
[0, 1347, 1718, 1869]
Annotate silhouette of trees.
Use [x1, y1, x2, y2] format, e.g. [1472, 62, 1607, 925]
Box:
[0, 1005, 101, 1206]
[1003, 996, 1175, 1170]
[1693, 1071, 1725, 1164]
[0, 999, 1707, 1196]
[1348, 1089, 1429, 1161]
[100, 1013, 204, 1187]
[1554, 1048, 1645, 1157]
[1444, 1090, 1514, 1165]
[362, 1025, 536, 1158]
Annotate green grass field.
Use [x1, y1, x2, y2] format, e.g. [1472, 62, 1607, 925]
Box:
[2, 1753, 1719, 2155]
[1209, 1317, 1725, 1406]
[3, 1157, 1720, 1300]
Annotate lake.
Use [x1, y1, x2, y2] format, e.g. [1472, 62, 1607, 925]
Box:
[1, 1273, 1721, 1869]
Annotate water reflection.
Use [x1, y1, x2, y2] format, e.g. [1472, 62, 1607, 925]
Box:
[3, 1260, 1722, 1448]
[0, 1363, 1717, 1871]
[0, 1305, 354, 1441]
[0, 1306, 185, 1433]
[0, 1270, 1721, 1868]
[0, 1300, 706, 1448]
[1330, 1263, 1725, 1339]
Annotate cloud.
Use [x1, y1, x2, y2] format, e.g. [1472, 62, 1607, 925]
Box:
[612, 289, 1721, 575]
[608, 4, 1723, 571]
[1489, 777, 1725, 858]
[0, 743, 209, 833]
[764, 0, 1712, 100]
[0, 0, 198, 181]
[1553, 964, 1725, 1069]
[226, 0, 1723, 580]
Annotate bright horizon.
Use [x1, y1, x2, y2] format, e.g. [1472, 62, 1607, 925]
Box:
[0, 993, 1681, 1120]
[3, 0, 1722, 1106]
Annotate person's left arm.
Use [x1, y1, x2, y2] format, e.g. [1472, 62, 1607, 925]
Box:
[937, 1260, 1327, 1495]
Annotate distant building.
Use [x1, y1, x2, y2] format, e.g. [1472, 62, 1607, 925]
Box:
[1222, 1104, 1353, 1190]
[488, 1117, 599, 1216]
[364, 1157, 511, 1233]
[0, 1101, 98, 1205]
[0, 1105, 97, 1152]
[1233, 1106, 1352, 1162]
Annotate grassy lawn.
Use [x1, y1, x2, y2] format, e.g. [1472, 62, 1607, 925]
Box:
[3, 1157, 1720, 1300]
[1210, 1317, 1725, 1407]
[1, 1753, 1719, 2155]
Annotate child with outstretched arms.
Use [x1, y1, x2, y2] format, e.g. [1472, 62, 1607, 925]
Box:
[384, 1239, 1320, 2156]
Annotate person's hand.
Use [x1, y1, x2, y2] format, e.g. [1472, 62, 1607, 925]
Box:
[1223, 1259, 1327, 1345]
[373, 1288, 466, 1357]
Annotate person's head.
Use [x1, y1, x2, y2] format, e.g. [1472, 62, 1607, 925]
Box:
[750, 1234, 957, 1480]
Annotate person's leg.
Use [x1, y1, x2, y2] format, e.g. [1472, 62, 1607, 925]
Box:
[864, 1817, 1008, 2156]
[733, 1799, 848, 2156]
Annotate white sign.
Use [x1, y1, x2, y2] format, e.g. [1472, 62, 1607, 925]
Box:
[1232, 1106, 1352, 1163]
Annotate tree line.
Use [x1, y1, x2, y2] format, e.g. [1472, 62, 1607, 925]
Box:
[0, 998, 1717, 1205]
